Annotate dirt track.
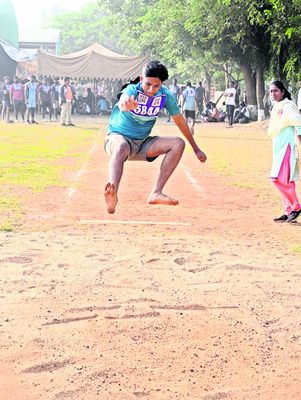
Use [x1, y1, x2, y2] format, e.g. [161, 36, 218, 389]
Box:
[1, 118, 300, 400]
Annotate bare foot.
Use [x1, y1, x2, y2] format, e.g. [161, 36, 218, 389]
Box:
[104, 183, 118, 214]
[148, 192, 179, 206]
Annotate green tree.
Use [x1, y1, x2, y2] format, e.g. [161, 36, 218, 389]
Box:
[100, 0, 272, 117]
[48, 4, 123, 54]
[247, 0, 301, 84]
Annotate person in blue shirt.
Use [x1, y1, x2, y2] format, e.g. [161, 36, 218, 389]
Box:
[24, 75, 38, 124]
[182, 82, 198, 135]
[104, 60, 207, 214]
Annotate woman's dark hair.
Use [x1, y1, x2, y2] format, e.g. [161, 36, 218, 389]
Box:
[270, 80, 292, 100]
[142, 60, 169, 82]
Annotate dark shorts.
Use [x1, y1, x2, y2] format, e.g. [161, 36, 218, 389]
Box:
[3, 100, 10, 108]
[184, 109, 196, 119]
[13, 99, 23, 111]
[42, 101, 52, 109]
[104, 133, 160, 162]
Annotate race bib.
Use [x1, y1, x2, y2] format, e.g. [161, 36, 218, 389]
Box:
[131, 91, 166, 118]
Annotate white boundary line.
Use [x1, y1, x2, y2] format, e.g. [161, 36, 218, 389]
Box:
[80, 220, 191, 226]
[67, 130, 103, 198]
[179, 163, 204, 197]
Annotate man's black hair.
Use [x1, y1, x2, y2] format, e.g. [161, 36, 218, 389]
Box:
[142, 60, 169, 82]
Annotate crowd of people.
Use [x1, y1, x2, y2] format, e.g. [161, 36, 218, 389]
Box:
[164, 79, 250, 130]
[1, 75, 118, 125]
[1, 73, 252, 129]
[1, 74, 251, 130]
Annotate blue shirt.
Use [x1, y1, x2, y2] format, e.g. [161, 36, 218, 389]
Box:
[108, 82, 180, 140]
[27, 82, 37, 100]
[183, 87, 197, 111]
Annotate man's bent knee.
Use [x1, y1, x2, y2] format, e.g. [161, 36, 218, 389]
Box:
[172, 137, 185, 153]
[111, 140, 130, 160]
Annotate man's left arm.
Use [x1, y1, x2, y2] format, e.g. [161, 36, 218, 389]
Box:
[172, 112, 207, 163]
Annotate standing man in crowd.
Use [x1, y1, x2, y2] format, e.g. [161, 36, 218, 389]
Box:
[10, 76, 24, 123]
[24, 75, 38, 124]
[224, 81, 236, 128]
[166, 78, 180, 122]
[2, 76, 13, 123]
[51, 77, 61, 121]
[60, 77, 75, 126]
[196, 81, 206, 116]
[182, 81, 198, 135]
[39, 78, 54, 122]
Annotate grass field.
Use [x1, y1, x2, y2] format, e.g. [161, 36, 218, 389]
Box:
[0, 118, 102, 231]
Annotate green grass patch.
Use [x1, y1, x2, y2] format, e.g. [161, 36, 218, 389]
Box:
[0, 121, 103, 230]
[292, 245, 301, 254]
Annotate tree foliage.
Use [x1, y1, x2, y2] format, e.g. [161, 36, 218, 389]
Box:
[99, 0, 272, 106]
[48, 4, 123, 55]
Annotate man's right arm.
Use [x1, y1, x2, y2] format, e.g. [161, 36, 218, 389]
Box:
[118, 93, 138, 111]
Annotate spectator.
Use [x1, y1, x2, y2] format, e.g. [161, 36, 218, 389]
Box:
[196, 81, 206, 115]
[2, 76, 13, 123]
[10, 76, 24, 123]
[39, 78, 54, 122]
[60, 77, 75, 126]
[97, 95, 108, 115]
[166, 78, 180, 122]
[76, 82, 85, 100]
[223, 81, 236, 128]
[51, 77, 61, 121]
[77, 102, 91, 115]
[268, 80, 301, 223]
[86, 88, 93, 113]
[204, 103, 224, 122]
[96, 82, 105, 101]
[24, 75, 38, 124]
[234, 81, 240, 104]
[234, 101, 250, 124]
[182, 81, 198, 135]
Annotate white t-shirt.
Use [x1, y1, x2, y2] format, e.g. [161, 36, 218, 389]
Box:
[298, 88, 301, 110]
[225, 87, 236, 106]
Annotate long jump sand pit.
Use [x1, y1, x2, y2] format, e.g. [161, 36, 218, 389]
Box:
[0, 117, 300, 399]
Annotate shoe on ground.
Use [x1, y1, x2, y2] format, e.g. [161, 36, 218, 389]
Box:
[51, 119, 56, 122]
[25, 120, 31, 124]
[273, 214, 288, 222]
[43, 118, 47, 122]
[31, 120, 38, 124]
[15, 119, 19, 123]
[68, 123, 75, 126]
[6, 120, 14, 123]
[287, 209, 301, 223]
[61, 123, 67, 126]
[166, 118, 170, 122]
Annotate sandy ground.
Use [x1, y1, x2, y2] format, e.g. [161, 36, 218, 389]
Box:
[0, 118, 301, 400]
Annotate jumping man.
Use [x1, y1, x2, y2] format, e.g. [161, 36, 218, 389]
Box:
[104, 60, 207, 214]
